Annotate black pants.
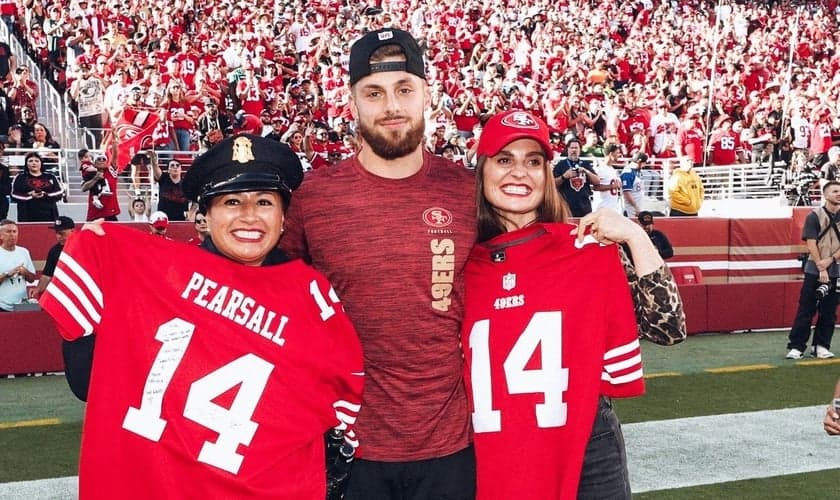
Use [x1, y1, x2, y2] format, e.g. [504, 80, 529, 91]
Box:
[343, 446, 475, 500]
[669, 208, 697, 216]
[578, 396, 631, 500]
[0, 195, 8, 220]
[788, 273, 838, 351]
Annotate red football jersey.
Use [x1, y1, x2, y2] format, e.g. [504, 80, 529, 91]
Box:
[40, 225, 364, 500]
[708, 130, 741, 165]
[463, 223, 644, 500]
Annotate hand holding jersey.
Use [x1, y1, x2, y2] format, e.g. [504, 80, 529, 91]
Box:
[467, 111, 645, 499]
[575, 208, 665, 277]
[40, 135, 364, 499]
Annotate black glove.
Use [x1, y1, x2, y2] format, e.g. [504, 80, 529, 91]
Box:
[325, 428, 355, 500]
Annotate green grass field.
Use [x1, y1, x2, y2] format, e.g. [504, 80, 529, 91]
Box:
[2, 329, 839, 498]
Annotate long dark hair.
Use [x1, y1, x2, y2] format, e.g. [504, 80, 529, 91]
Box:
[474, 153, 570, 243]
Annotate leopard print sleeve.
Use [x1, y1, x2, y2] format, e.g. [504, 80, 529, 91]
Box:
[620, 246, 687, 346]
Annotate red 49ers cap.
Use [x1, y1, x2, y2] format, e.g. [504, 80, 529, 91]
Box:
[476, 110, 552, 158]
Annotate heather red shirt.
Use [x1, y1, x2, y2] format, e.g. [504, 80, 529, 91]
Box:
[281, 153, 476, 461]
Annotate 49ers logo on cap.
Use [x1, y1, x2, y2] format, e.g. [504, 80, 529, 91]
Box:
[423, 207, 453, 228]
[500, 111, 540, 130]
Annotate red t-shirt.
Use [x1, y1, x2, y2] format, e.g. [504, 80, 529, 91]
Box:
[83, 166, 121, 220]
[463, 223, 644, 500]
[40, 225, 364, 499]
[677, 121, 705, 164]
[811, 121, 832, 156]
[281, 153, 476, 461]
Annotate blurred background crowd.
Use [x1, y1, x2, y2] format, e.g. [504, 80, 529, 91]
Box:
[1, 0, 839, 172]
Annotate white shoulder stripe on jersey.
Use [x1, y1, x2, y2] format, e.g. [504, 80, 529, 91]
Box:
[334, 410, 357, 426]
[604, 353, 643, 374]
[604, 338, 641, 361]
[344, 436, 360, 448]
[53, 268, 102, 324]
[333, 400, 362, 413]
[58, 253, 103, 308]
[45, 284, 95, 335]
[601, 367, 644, 385]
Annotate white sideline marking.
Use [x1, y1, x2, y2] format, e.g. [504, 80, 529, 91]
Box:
[626, 405, 840, 493]
[3, 406, 839, 497]
[0, 476, 76, 499]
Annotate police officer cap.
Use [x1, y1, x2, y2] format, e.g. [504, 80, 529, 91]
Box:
[183, 134, 304, 207]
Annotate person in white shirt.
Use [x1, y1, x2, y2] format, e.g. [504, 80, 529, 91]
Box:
[593, 143, 622, 213]
[648, 101, 681, 156]
[621, 152, 647, 218]
[0, 219, 36, 311]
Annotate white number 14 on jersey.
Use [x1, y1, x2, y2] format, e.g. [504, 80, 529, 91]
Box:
[469, 311, 569, 432]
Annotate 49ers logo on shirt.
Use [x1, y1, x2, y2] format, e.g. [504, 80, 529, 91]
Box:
[423, 207, 453, 228]
[501, 111, 540, 130]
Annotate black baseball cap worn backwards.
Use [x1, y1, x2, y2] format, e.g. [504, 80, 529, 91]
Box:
[183, 134, 304, 207]
[53, 216, 75, 231]
[349, 28, 425, 85]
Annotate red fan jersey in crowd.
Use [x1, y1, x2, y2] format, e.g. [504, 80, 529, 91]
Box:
[40, 225, 364, 500]
[83, 165, 121, 221]
[708, 129, 741, 165]
[176, 52, 201, 89]
[166, 100, 193, 131]
[811, 120, 833, 156]
[677, 117, 705, 165]
[462, 224, 644, 500]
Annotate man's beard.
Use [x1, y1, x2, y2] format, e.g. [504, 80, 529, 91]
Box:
[357, 114, 425, 160]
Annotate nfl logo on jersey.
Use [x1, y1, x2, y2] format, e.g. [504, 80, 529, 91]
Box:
[502, 273, 516, 291]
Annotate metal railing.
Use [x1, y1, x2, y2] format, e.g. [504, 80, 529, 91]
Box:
[0, 19, 66, 147]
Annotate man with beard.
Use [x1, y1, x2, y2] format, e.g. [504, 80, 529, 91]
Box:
[280, 28, 476, 500]
[195, 97, 231, 152]
[553, 137, 599, 217]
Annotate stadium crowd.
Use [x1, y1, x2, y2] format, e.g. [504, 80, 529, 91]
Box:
[1, 0, 839, 174]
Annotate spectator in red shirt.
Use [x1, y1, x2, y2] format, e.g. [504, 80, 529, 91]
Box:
[677, 105, 706, 167]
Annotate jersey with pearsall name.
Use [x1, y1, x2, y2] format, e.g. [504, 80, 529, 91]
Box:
[462, 223, 644, 500]
[39, 224, 364, 500]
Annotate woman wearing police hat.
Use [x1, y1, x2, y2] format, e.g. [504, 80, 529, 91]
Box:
[40, 134, 364, 499]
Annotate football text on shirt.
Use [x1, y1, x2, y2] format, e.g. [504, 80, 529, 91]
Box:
[431, 238, 455, 312]
[181, 271, 289, 346]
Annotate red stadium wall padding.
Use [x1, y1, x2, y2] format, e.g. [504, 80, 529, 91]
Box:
[657, 218, 731, 284]
[728, 218, 802, 282]
[0, 311, 64, 375]
[676, 284, 707, 334]
[782, 281, 804, 329]
[704, 282, 786, 332]
[791, 207, 813, 244]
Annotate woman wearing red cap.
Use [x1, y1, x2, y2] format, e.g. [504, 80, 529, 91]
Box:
[463, 110, 685, 499]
